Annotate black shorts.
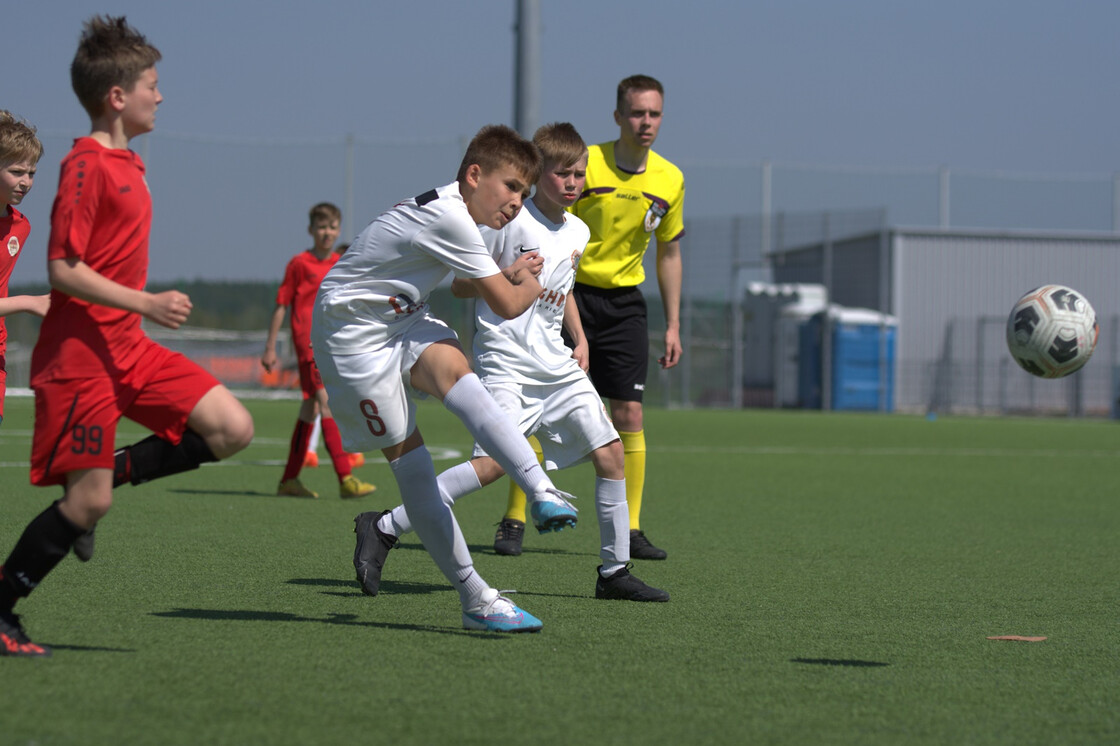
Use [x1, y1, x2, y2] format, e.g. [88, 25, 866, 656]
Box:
[568, 283, 649, 402]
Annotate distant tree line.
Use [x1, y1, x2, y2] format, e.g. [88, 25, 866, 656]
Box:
[5, 280, 476, 346]
[5, 281, 277, 349]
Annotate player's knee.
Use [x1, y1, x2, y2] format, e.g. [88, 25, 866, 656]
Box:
[212, 407, 254, 459]
[610, 400, 643, 431]
[593, 440, 625, 480]
[471, 456, 504, 486]
[228, 409, 255, 453]
[62, 489, 113, 528]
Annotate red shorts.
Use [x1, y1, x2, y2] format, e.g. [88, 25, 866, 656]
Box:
[298, 357, 325, 400]
[30, 341, 220, 486]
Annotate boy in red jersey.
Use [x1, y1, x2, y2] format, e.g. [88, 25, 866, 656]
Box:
[0, 16, 254, 657]
[0, 111, 51, 427]
[261, 202, 375, 498]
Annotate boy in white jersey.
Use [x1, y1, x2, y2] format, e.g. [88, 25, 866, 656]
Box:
[312, 125, 579, 633]
[352, 123, 668, 603]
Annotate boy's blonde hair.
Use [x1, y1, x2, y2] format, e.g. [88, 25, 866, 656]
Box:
[456, 125, 542, 186]
[616, 74, 664, 112]
[0, 111, 43, 166]
[71, 15, 162, 119]
[309, 202, 341, 227]
[532, 122, 587, 169]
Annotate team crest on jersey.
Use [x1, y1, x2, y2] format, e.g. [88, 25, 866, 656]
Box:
[570, 249, 582, 270]
[7, 236, 19, 257]
[643, 200, 667, 233]
[388, 292, 423, 317]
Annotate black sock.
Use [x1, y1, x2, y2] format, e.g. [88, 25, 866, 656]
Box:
[0, 500, 85, 609]
[114, 430, 218, 487]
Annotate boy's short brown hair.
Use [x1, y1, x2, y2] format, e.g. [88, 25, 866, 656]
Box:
[0, 111, 44, 166]
[309, 202, 341, 227]
[532, 123, 587, 170]
[456, 125, 542, 186]
[616, 74, 664, 112]
[71, 15, 162, 119]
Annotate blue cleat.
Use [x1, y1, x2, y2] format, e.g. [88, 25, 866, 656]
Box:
[462, 588, 542, 633]
[529, 487, 578, 534]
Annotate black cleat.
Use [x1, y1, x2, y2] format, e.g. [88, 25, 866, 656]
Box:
[353, 511, 398, 596]
[0, 609, 52, 657]
[73, 526, 96, 562]
[595, 564, 670, 602]
[629, 529, 667, 560]
[493, 518, 525, 556]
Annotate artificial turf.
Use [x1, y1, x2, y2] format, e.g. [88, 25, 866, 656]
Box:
[1, 397, 1117, 745]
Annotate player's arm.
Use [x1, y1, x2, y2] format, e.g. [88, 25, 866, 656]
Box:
[466, 266, 544, 320]
[563, 295, 589, 371]
[0, 293, 50, 318]
[47, 256, 191, 329]
[655, 238, 683, 369]
[452, 250, 543, 299]
[261, 304, 288, 373]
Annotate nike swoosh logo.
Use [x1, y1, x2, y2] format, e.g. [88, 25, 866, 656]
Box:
[518, 246, 540, 254]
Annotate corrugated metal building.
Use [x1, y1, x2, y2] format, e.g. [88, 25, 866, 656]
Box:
[769, 227, 1120, 415]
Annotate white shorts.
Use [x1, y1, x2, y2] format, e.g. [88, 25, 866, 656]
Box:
[315, 315, 457, 452]
[472, 375, 619, 470]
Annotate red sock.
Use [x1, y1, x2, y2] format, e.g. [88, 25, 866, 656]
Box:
[281, 419, 313, 481]
[321, 418, 352, 480]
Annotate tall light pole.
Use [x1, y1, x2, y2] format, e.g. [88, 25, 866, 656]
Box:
[513, 0, 541, 138]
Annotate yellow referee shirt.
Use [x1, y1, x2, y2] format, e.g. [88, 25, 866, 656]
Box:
[571, 141, 685, 289]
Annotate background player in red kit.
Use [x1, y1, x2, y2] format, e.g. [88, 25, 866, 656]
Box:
[261, 202, 375, 499]
[0, 15, 254, 657]
[0, 111, 51, 427]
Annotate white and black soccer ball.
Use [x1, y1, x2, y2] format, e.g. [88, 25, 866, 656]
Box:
[1006, 284, 1098, 379]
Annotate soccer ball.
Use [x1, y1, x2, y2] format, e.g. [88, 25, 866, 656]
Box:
[1006, 285, 1098, 378]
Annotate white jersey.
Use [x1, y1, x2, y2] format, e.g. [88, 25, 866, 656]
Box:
[474, 199, 590, 386]
[313, 181, 501, 354]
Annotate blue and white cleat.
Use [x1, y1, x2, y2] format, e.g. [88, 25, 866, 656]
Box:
[462, 588, 543, 633]
[529, 487, 578, 534]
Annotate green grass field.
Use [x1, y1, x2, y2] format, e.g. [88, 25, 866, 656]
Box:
[1, 396, 1118, 745]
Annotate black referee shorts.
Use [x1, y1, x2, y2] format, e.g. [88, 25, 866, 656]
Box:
[567, 283, 649, 402]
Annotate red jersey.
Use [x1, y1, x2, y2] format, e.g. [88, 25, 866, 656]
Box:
[0, 205, 31, 355]
[31, 137, 152, 382]
[276, 249, 339, 362]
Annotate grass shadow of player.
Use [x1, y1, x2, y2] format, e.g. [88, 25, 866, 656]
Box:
[168, 488, 277, 498]
[286, 576, 447, 597]
[151, 608, 507, 638]
[791, 658, 890, 667]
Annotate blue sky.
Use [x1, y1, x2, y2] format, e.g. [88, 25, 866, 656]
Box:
[6, 0, 1119, 283]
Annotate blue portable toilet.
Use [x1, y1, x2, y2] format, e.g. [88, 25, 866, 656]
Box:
[798, 306, 897, 411]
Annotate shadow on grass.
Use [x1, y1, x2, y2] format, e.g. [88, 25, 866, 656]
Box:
[150, 608, 514, 639]
[286, 576, 448, 597]
[791, 658, 890, 667]
[388, 540, 580, 558]
[168, 488, 276, 497]
[44, 643, 138, 654]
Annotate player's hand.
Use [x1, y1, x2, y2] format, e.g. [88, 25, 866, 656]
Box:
[146, 289, 192, 329]
[261, 350, 278, 373]
[659, 327, 682, 369]
[570, 338, 589, 372]
[506, 251, 543, 284]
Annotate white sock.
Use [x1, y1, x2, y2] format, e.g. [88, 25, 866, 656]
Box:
[596, 476, 629, 575]
[388, 446, 487, 607]
[379, 461, 482, 537]
[443, 374, 551, 496]
[307, 415, 322, 454]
